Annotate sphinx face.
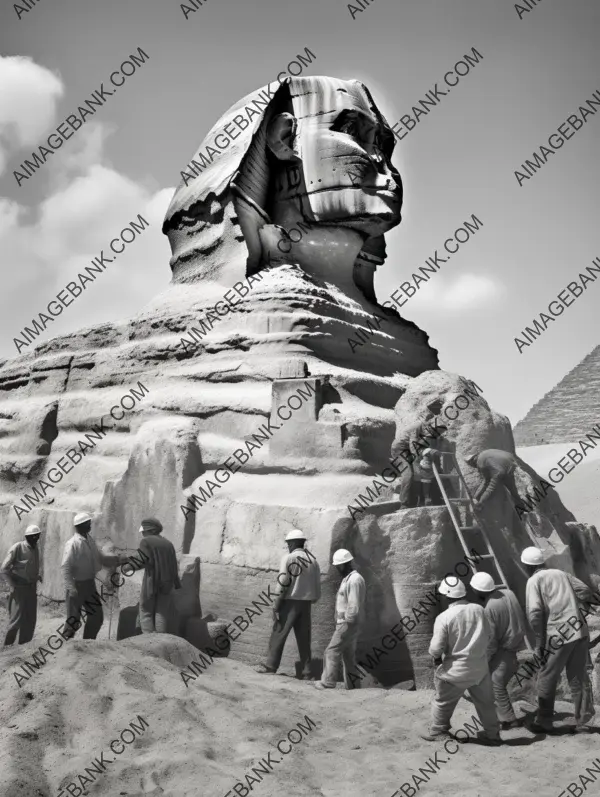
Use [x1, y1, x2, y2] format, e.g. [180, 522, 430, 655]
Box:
[289, 79, 403, 237]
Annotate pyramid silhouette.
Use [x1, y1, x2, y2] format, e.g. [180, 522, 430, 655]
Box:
[514, 345, 600, 445]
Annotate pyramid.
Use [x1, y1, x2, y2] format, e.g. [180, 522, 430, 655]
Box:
[514, 345, 600, 446]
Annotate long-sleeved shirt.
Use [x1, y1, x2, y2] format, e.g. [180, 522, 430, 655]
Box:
[474, 449, 517, 503]
[526, 568, 592, 647]
[335, 570, 366, 625]
[484, 588, 527, 658]
[429, 600, 491, 687]
[61, 533, 103, 591]
[1, 541, 40, 586]
[138, 534, 181, 599]
[277, 548, 321, 602]
[392, 422, 426, 464]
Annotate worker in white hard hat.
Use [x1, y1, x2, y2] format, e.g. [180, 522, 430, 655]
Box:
[1, 525, 43, 646]
[61, 512, 128, 640]
[521, 546, 596, 733]
[470, 571, 530, 729]
[257, 529, 321, 678]
[421, 576, 501, 745]
[315, 549, 366, 690]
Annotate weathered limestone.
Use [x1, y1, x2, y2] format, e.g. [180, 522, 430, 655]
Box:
[0, 76, 597, 689]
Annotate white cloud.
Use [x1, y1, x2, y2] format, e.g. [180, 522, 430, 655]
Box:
[0, 56, 63, 175]
[407, 272, 506, 313]
[0, 122, 175, 358]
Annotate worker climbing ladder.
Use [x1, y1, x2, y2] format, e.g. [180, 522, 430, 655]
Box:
[431, 451, 509, 591]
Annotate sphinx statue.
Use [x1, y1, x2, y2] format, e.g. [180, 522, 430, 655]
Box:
[0, 76, 598, 689]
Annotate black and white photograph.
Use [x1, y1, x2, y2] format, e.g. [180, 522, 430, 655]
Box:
[1, 0, 599, 794]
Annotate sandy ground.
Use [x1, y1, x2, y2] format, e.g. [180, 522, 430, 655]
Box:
[517, 444, 600, 528]
[1, 603, 599, 797]
[3, 444, 600, 797]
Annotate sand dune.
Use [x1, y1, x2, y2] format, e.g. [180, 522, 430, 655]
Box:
[1, 622, 599, 797]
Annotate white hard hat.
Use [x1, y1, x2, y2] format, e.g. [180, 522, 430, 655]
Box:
[332, 549, 353, 566]
[521, 547, 545, 566]
[73, 512, 92, 526]
[438, 576, 466, 599]
[285, 529, 306, 541]
[470, 572, 495, 592]
[24, 524, 41, 537]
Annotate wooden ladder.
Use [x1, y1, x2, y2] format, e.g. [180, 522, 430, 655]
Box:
[431, 451, 508, 591]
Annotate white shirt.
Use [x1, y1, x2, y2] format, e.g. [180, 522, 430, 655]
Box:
[61, 533, 102, 590]
[429, 600, 491, 687]
[335, 570, 366, 625]
[526, 568, 589, 646]
[277, 548, 321, 601]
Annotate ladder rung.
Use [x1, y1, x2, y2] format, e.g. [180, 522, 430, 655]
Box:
[478, 554, 495, 560]
[459, 525, 479, 532]
[449, 498, 470, 503]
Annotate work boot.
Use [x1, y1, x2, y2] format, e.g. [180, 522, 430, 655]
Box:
[525, 718, 553, 733]
[419, 730, 453, 742]
[473, 733, 502, 747]
[573, 724, 596, 734]
[501, 718, 524, 730]
[255, 664, 276, 675]
[314, 682, 336, 690]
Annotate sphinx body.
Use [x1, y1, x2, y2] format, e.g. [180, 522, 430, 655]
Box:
[0, 76, 597, 687]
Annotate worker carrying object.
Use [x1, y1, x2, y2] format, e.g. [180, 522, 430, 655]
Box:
[61, 512, 128, 640]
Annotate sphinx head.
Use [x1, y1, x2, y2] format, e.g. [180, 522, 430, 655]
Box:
[163, 76, 403, 290]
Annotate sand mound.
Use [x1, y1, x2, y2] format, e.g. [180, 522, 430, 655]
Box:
[1, 633, 599, 797]
[518, 444, 600, 528]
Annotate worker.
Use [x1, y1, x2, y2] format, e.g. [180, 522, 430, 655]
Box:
[521, 547, 596, 733]
[416, 447, 442, 507]
[465, 449, 522, 508]
[421, 576, 501, 745]
[134, 518, 181, 633]
[61, 512, 126, 640]
[315, 549, 366, 690]
[1, 525, 43, 646]
[470, 572, 529, 729]
[257, 529, 321, 678]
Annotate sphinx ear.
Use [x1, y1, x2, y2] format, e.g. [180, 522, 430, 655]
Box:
[266, 112, 299, 161]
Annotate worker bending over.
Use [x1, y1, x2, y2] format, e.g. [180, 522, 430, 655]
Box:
[470, 572, 529, 729]
[465, 449, 521, 509]
[421, 576, 501, 745]
[257, 529, 321, 679]
[1, 525, 43, 646]
[316, 549, 365, 690]
[522, 547, 595, 733]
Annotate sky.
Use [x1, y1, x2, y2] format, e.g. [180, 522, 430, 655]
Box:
[0, 0, 598, 426]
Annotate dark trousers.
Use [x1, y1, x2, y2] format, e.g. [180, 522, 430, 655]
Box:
[396, 463, 417, 508]
[537, 637, 595, 727]
[265, 599, 312, 676]
[139, 585, 173, 633]
[4, 583, 37, 645]
[64, 579, 104, 640]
